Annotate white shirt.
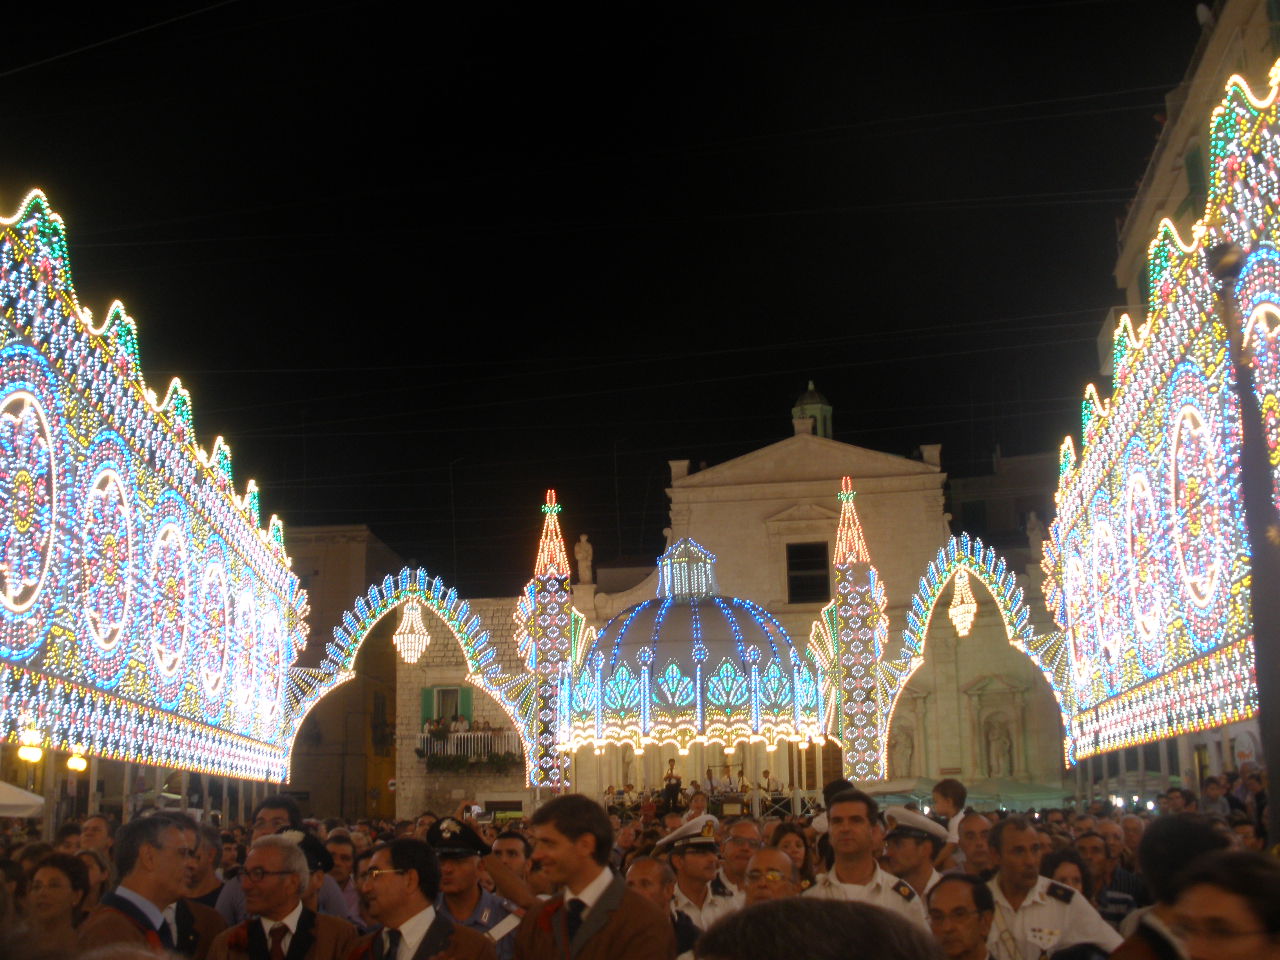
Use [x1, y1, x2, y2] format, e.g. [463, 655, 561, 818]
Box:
[565, 864, 614, 923]
[672, 880, 737, 930]
[803, 862, 928, 927]
[714, 868, 746, 907]
[388, 904, 437, 958]
[258, 900, 304, 954]
[987, 875, 1123, 960]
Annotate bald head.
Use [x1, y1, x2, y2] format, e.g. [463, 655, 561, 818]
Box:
[625, 856, 675, 912]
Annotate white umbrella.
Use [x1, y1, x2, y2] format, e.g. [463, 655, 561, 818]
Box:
[0, 780, 44, 817]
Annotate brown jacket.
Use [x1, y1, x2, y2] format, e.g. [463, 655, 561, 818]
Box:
[350, 912, 498, 960]
[206, 907, 358, 960]
[514, 873, 675, 960]
[79, 891, 224, 957]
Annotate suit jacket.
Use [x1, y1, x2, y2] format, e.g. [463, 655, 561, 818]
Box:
[514, 873, 676, 960]
[177, 897, 229, 960]
[350, 912, 497, 960]
[207, 907, 359, 960]
[79, 891, 170, 953]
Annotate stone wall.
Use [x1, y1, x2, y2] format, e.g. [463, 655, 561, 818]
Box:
[394, 596, 530, 818]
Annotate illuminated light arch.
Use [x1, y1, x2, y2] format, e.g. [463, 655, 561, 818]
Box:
[302, 566, 538, 781]
[887, 533, 1073, 763]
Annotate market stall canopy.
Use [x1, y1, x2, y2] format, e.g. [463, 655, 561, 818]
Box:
[964, 777, 1070, 810]
[0, 781, 44, 817]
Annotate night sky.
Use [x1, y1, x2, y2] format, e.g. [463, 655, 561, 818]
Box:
[2, 2, 1206, 594]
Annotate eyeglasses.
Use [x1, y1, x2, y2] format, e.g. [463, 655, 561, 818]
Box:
[242, 868, 295, 883]
[358, 868, 407, 885]
[745, 869, 790, 883]
[1170, 921, 1270, 943]
[929, 909, 986, 924]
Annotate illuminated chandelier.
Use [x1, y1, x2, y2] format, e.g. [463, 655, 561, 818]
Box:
[393, 600, 432, 664]
[948, 569, 977, 637]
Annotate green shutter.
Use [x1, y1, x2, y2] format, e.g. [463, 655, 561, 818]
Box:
[460, 686, 473, 722]
[1184, 143, 1207, 210]
[421, 687, 435, 726]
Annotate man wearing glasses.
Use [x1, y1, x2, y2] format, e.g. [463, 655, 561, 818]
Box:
[928, 874, 995, 960]
[207, 835, 357, 959]
[711, 818, 761, 904]
[743, 848, 800, 905]
[353, 838, 496, 960]
[79, 814, 195, 951]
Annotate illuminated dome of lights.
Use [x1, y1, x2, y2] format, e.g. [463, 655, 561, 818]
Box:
[564, 538, 822, 754]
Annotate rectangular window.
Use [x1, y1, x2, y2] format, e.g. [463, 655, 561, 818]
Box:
[437, 687, 460, 721]
[786, 542, 830, 604]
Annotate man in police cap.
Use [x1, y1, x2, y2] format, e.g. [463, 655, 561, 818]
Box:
[427, 817, 520, 960]
[884, 806, 949, 900]
[653, 814, 738, 931]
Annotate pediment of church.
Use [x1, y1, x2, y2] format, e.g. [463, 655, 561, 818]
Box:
[960, 673, 1028, 697]
[763, 502, 839, 525]
[674, 433, 939, 489]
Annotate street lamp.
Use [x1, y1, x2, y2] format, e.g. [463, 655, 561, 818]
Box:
[16, 724, 43, 764]
[1209, 241, 1280, 848]
[67, 747, 87, 773]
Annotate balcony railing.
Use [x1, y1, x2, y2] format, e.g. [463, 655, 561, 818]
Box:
[418, 730, 522, 759]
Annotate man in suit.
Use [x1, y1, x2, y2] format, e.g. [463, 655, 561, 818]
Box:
[79, 814, 192, 952]
[515, 794, 675, 960]
[167, 812, 227, 959]
[206, 834, 358, 960]
[353, 838, 496, 960]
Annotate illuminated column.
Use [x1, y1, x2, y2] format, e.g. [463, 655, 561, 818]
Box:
[515, 491, 574, 790]
[808, 477, 888, 780]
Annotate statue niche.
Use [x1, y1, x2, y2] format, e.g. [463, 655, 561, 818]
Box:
[984, 714, 1013, 779]
[889, 724, 915, 778]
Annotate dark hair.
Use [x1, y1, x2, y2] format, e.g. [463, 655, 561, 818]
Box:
[33, 852, 90, 915]
[768, 822, 815, 884]
[827, 789, 880, 825]
[114, 815, 180, 878]
[163, 812, 199, 837]
[326, 835, 356, 853]
[220, 832, 236, 845]
[530, 795, 613, 866]
[251, 795, 302, 828]
[81, 814, 115, 837]
[988, 815, 1034, 854]
[1138, 814, 1231, 903]
[380, 839, 441, 900]
[1171, 850, 1280, 935]
[17, 841, 53, 869]
[197, 824, 221, 855]
[696, 897, 943, 960]
[495, 831, 532, 859]
[822, 779, 855, 809]
[54, 822, 81, 844]
[928, 873, 994, 914]
[1040, 849, 1093, 900]
[1073, 830, 1106, 848]
[626, 855, 676, 885]
[933, 779, 967, 810]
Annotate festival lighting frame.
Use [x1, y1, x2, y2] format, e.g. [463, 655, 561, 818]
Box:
[0, 191, 310, 780]
[1040, 63, 1280, 758]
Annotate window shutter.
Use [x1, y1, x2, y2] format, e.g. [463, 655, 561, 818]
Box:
[421, 687, 435, 726]
[460, 686, 473, 722]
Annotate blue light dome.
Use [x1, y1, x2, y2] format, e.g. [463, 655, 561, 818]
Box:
[566, 538, 821, 751]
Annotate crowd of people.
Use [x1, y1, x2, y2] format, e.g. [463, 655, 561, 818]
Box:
[0, 771, 1275, 960]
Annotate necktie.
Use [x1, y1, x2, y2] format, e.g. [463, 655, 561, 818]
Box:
[157, 921, 175, 950]
[268, 923, 288, 960]
[566, 898, 586, 941]
[385, 927, 402, 960]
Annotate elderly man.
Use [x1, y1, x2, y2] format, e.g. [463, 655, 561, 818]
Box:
[928, 874, 994, 960]
[986, 816, 1120, 960]
[79, 815, 193, 951]
[207, 835, 357, 960]
[884, 806, 948, 899]
[656, 814, 738, 931]
[712, 818, 760, 903]
[429, 818, 519, 959]
[625, 856, 698, 956]
[743, 847, 800, 905]
[804, 789, 927, 928]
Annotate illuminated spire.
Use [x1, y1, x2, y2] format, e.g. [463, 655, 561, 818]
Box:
[833, 476, 870, 564]
[535, 489, 571, 577]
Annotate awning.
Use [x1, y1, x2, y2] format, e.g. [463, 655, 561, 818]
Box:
[0, 780, 45, 817]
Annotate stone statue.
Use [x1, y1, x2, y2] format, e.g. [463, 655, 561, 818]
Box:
[574, 534, 593, 584]
[1026, 511, 1047, 561]
[986, 718, 1013, 778]
[890, 727, 914, 778]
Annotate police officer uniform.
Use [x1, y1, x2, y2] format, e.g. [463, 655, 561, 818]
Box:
[883, 806, 949, 898]
[803, 860, 929, 926]
[654, 815, 738, 931]
[986, 875, 1123, 960]
[427, 818, 520, 960]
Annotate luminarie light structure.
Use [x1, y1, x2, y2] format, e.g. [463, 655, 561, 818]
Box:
[0, 191, 310, 780]
[1040, 61, 1280, 758]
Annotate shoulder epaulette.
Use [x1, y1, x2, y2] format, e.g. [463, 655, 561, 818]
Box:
[892, 879, 916, 900]
[1046, 881, 1075, 903]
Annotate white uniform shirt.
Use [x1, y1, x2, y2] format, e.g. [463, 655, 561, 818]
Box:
[803, 862, 928, 927]
[987, 875, 1123, 960]
[672, 881, 738, 931]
